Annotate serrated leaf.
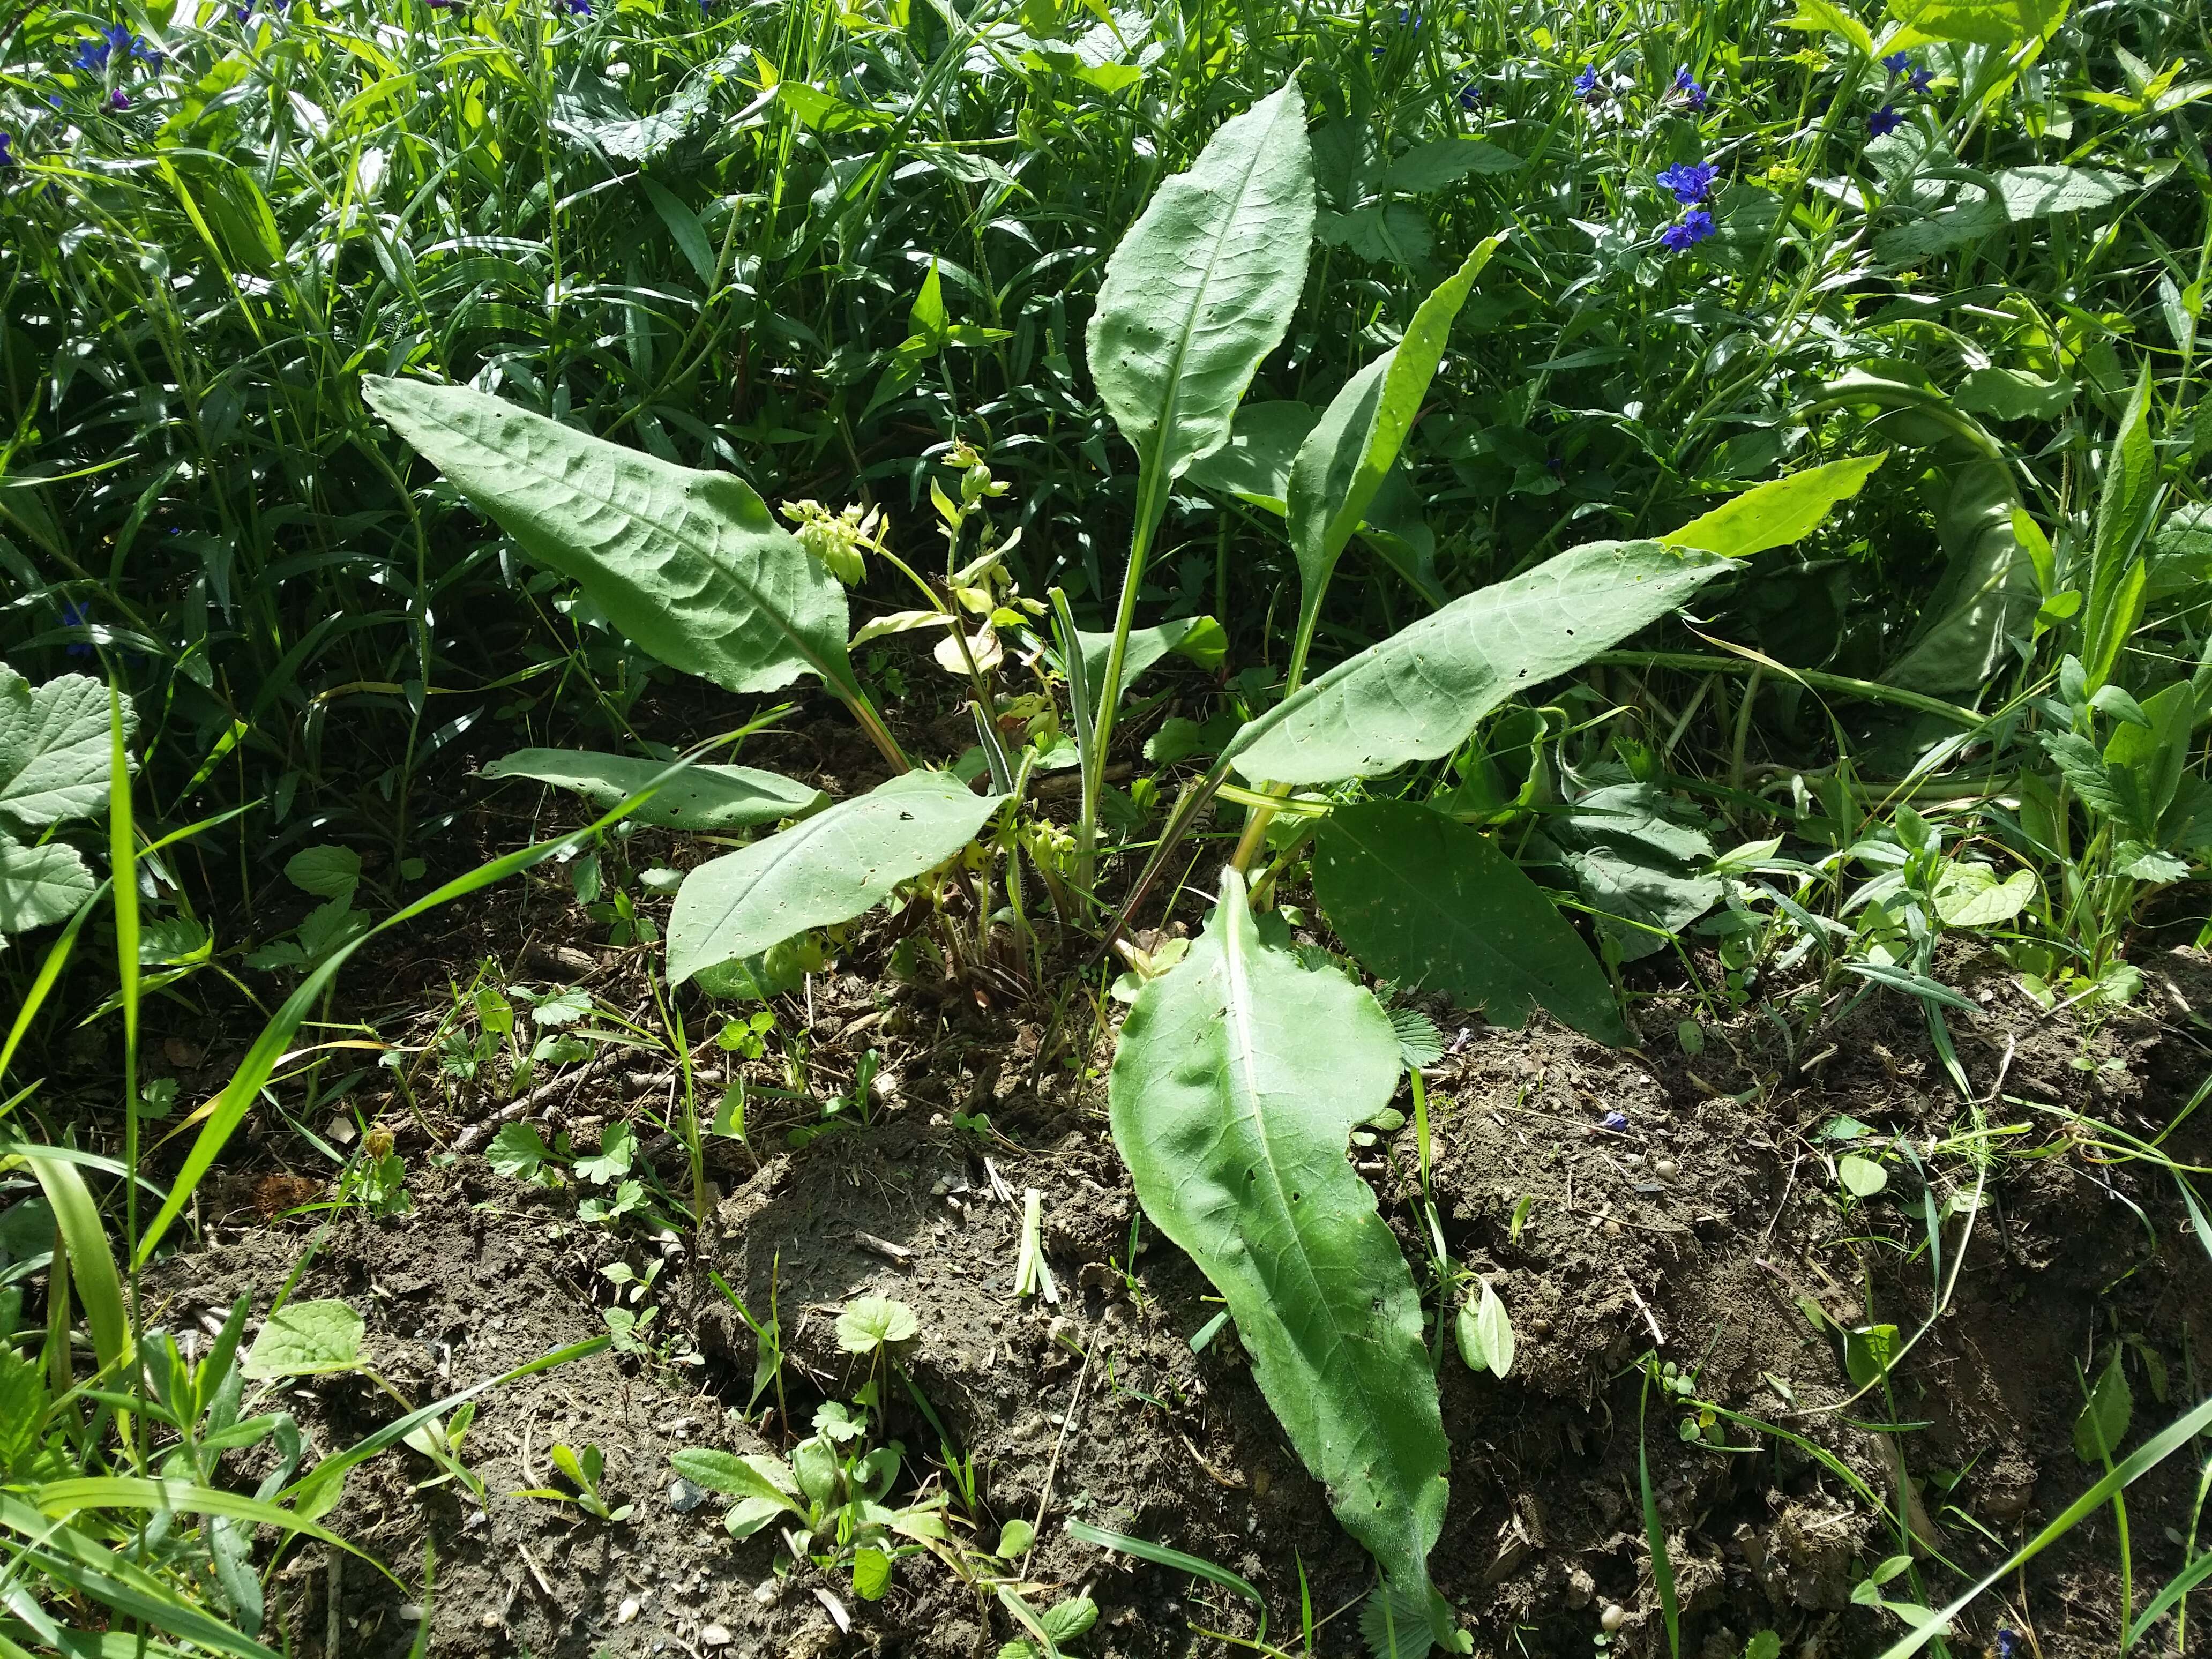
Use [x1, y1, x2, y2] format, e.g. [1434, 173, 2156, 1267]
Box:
[242, 1301, 363, 1380]
[485, 1123, 552, 1182]
[1314, 803, 1629, 1044]
[1388, 1006, 1445, 1067]
[1108, 868, 1453, 1642]
[1226, 542, 1732, 786]
[1087, 79, 1313, 492]
[361, 378, 860, 704]
[482, 749, 827, 831]
[0, 665, 136, 829]
[0, 833, 96, 935]
[283, 846, 361, 901]
[1887, 0, 2067, 44]
[668, 771, 999, 984]
[851, 1545, 892, 1601]
[1662, 454, 1886, 559]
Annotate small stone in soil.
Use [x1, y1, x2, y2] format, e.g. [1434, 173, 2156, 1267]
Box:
[1601, 1604, 1627, 1632]
[667, 1478, 708, 1513]
[618, 1597, 640, 1624]
[701, 1625, 733, 1648]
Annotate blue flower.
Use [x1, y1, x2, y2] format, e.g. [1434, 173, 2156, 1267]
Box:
[1573, 64, 1598, 96]
[1908, 65, 1934, 93]
[1658, 209, 1715, 251]
[1672, 65, 1707, 109]
[565, 0, 589, 12]
[1994, 1633, 2023, 1659]
[108, 87, 130, 110]
[0, 133, 13, 170]
[1458, 77, 1483, 110]
[58, 602, 95, 658]
[1656, 161, 1716, 203]
[1868, 103, 1903, 137]
[1601, 1110, 1630, 1132]
[1881, 50, 1912, 75]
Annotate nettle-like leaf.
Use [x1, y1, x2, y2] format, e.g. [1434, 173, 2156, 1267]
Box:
[362, 378, 859, 703]
[1227, 542, 1733, 786]
[667, 772, 1000, 984]
[1109, 869, 1458, 1651]
[482, 749, 828, 831]
[1314, 802, 1630, 1044]
[0, 664, 137, 829]
[0, 835, 96, 935]
[1086, 77, 1314, 496]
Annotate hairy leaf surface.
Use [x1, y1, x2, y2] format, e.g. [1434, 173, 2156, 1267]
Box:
[0, 666, 136, 829]
[1086, 80, 1314, 489]
[363, 378, 856, 701]
[1228, 542, 1731, 785]
[1109, 869, 1454, 1641]
[667, 772, 998, 983]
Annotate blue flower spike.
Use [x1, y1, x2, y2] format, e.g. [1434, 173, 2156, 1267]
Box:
[1881, 49, 1912, 74]
[1656, 161, 1716, 203]
[1672, 65, 1707, 110]
[1573, 63, 1598, 96]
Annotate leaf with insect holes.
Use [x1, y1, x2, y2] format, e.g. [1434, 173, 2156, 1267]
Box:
[0, 834, 96, 935]
[242, 1300, 364, 1379]
[0, 666, 136, 831]
[1455, 1282, 1516, 1379]
[1837, 1155, 1889, 1198]
[361, 378, 859, 704]
[1110, 868, 1456, 1648]
[835, 1295, 919, 1354]
[667, 771, 1000, 985]
[1087, 78, 1314, 492]
[2073, 1350, 2133, 1462]
[482, 750, 828, 832]
[1226, 542, 1732, 786]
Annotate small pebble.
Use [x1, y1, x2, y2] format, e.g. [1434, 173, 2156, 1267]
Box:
[1655, 1158, 1679, 1179]
[1601, 1604, 1627, 1632]
[617, 1598, 640, 1625]
[701, 1624, 733, 1648]
[668, 1478, 708, 1514]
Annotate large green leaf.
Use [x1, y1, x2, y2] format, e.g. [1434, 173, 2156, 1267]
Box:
[361, 378, 857, 702]
[1108, 869, 1456, 1647]
[0, 833, 96, 935]
[0, 666, 136, 829]
[1314, 802, 1629, 1043]
[1661, 454, 1887, 559]
[1874, 166, 2134, 264]
[1888, 0, 2067, 44]
[1073, 616, 1225, 701]
[482, 750, 827, 831]
[1284, 239, 1499, 671]
[1227, 542, 1731, 786]
[1087, 78, 1314, 498]
[667, 772, 999, 984]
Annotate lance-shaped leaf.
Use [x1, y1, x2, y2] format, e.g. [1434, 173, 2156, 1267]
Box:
[1284, 237, 1499, 658]
[667, 772, 999, 984]
[1314, 802, 1630, 1044]
[482, 750, 827, 831]
[1661, 453, 1887, 560]
[1109, 869, 1456, 1646]
[362, 378, 857, 702]
[1087, 80, 1314, 491]
[1227, 542, 1731, 786]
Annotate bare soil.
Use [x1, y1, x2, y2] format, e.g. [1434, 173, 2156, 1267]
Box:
[136, 838, 2212, 1659]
